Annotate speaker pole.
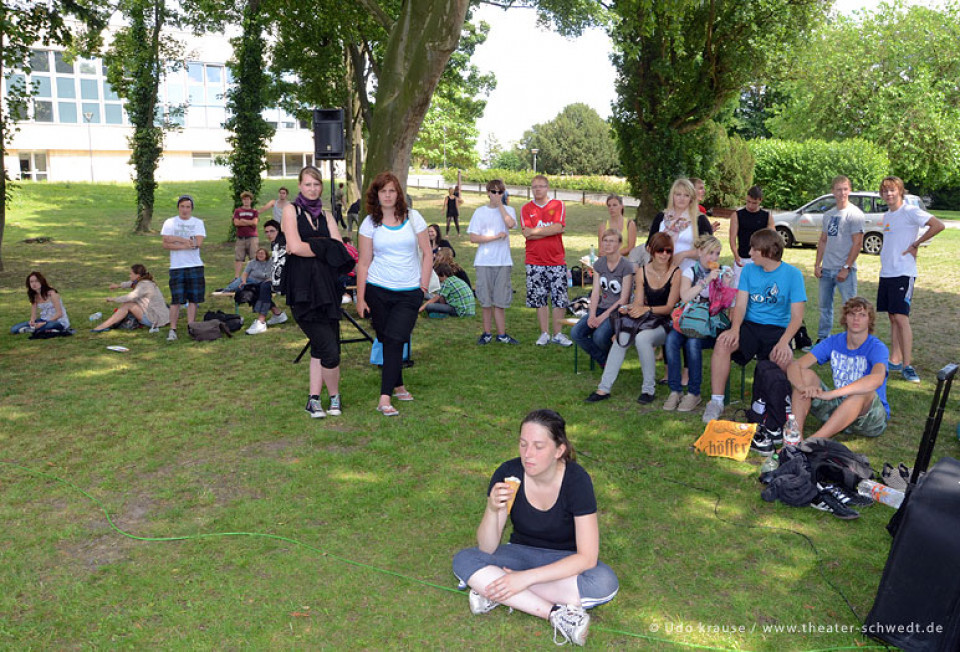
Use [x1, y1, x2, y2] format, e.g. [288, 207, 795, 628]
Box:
[330, 159, 336, 230]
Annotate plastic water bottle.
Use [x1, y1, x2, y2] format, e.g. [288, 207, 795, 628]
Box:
[89, 312, 103, 322]
[857, 480, 905, 509]
[751, 397, 766, 418]
[783, 413, 802, 448]
[566, 270, 573, 288]
[589, 245, 596, 264]
[760, 453, 779, 475]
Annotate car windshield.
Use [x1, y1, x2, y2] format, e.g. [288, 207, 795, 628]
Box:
[807, 197, 836, 213]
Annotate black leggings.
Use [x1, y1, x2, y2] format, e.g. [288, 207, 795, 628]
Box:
[293, 311, 341, 368]
[365, 284, 422, 396]
[446, 214, 460, 234]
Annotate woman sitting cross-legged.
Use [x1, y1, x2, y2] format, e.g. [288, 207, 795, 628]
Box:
[585, 232, 680, 404]
[92, 264, 170, 333]
[452, 409, 619, 647]
[239, 247, 287, 335]
[11, 271, 71, 335]
[663, 235, 735, 412]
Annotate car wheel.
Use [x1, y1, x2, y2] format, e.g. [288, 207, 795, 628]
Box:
[776, 226, 795, 248]
[863, 232, 883, 255]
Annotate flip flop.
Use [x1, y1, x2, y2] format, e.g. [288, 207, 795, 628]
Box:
[393, 390, 414, 401]
[377, 404, 400, 417]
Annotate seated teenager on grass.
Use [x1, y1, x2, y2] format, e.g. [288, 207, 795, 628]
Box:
[338, 235, 360, 304]
[434, 246, 472, 290]
[240, 247, 288, 335]
[91, 264, 169, 332]
[419, 262, 476, 318]
[452, 409, 618, 647]
[428, 223, 456, 258]
[787, 297, 890, 439]
[571, 228, 634, 367]
[663, 235, 735, 413]
[11, 271, 71, 335]
[702, 228, 806, 424]
[585, 232, 680, 405]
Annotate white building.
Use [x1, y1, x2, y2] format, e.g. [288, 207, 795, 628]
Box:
[4, 27, 319, 183]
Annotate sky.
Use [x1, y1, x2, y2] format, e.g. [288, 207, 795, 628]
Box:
[470, 0, 931, 159]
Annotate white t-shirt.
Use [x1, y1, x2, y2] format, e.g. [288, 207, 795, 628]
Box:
[879, 203, 932, 278]
[467, 204, 516, 267]
[161, 216, 206, 269]
[659, 219, 696, 271]
[359, 209, 428, 290]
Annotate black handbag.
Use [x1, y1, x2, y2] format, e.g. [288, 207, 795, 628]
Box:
[611, 310, 667, 347]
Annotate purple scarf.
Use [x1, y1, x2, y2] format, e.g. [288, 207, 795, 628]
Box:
[293, 193, 324, 220]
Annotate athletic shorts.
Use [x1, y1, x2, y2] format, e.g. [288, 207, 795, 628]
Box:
[525, 264, 569, 309]
[475, 266, 513, 309]
[810, 380, 887, 437]
[876, 275, 914, 316]
[169, 266, 205, 305]
[235, 236, 259, 262]
[731, 320, 786, 366]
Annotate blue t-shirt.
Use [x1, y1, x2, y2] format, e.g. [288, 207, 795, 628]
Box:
[811, 333, 890, 418]
[739, 261, 806, 328]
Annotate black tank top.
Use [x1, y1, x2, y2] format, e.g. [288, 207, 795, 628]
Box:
[735, 208, 770, 258]
[642, 265, 678, 307]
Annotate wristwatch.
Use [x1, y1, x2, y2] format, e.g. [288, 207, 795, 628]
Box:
[842, 264, 851, 270]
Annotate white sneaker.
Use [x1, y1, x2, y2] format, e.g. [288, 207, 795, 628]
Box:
[246, 320, 267, 335]
[341, 294, 352, 305]
[550, 604, 590, 646]
[701, 399, 724, 423]
[166, 329, 178, 341]
[266, 311, 288, 326]
[551, 332, 573, 347]
[535, 332, 550, 346]
[468, 590, 499, 615]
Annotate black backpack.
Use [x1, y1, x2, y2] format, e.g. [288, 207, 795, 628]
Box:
[203, 310, 243, 332]
[745, 360, 792, 431]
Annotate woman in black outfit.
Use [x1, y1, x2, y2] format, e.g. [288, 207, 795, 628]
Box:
[281, 165, 354, 419]
[443, 187, 462, 235]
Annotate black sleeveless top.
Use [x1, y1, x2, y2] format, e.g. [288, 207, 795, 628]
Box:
[283, 206, 350, 320]
[735, 208, 770, 258]
[642, 265, 678, 307]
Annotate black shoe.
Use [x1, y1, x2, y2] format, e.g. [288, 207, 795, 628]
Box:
[750, 430, 775, 456]
[811, 484, 860, 519]
[585, 391, 610, 403]
[636, 392, 655, 404]
[821, 482, 872, 508]
[761, 425, 783, 446]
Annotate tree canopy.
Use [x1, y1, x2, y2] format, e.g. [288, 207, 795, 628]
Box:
[765, 1, 960, 192]
[520, 103, 619, 175]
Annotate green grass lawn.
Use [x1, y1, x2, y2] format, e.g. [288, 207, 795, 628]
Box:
[2, 181, 959, 649]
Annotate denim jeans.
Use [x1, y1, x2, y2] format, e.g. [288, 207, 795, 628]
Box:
[570, 314, 615, 365]
[818, 268, 857, 340]
[665, 328, 714, 396]
[10, 319, 66, 334]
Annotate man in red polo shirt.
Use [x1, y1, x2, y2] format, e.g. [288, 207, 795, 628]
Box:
[521, 175, 572, 346]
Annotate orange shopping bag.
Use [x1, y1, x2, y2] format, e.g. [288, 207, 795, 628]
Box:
[693, 420, 757, 461]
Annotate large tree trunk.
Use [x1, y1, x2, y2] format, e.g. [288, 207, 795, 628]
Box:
[343, 49, 364, 202]
[362, 0, 469, 189]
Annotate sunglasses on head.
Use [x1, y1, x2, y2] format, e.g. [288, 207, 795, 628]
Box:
[488, 189, 504, 194]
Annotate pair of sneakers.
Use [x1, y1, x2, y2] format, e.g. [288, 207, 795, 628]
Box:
[750, 425, 784, 456]
[536, 332, 573, 347]
[305, 394, 342, 419]
[477, 332, 519, 345]
[663, 391, 702, 412]
[468, 591, 589, 646]
[810, 482, 872, 519]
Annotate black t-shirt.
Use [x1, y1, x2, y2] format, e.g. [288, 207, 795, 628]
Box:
[488, 458, 597, 551]
[735, 207, 770, 258]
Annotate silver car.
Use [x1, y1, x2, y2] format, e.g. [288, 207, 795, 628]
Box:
[774, 191, 926, 255]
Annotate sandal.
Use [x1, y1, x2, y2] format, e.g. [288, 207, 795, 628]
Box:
[393, 390, 414, 401]
[377, 404, 400, 417]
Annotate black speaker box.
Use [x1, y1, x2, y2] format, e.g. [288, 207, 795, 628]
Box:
[313, 108, 344, 160]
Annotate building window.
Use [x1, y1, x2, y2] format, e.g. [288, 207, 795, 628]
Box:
[18, 152, 48, 181]
[193, 152, 214, 168]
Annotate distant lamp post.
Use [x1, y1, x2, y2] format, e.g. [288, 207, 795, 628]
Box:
[83, 111, 94, 182]
[531, 148, 539, 173]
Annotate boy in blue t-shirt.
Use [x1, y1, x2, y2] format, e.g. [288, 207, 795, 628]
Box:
[787, 297, 889, 438]
[702, 228, 806, 423]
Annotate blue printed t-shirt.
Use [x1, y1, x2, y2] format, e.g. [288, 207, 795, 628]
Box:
[739, 261, 806, 328]
[488, 458, 596, 552]
[811, 333, 890, 418]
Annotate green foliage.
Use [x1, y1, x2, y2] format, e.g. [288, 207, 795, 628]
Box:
[750, 138, 890, 209]
[520, 103, 619, 176]
[490, 150, 528, 172]
[444, 168, 629, 195]
[700, 122, 754, 208]
[767, 2, 960, 191]
[223, 2, 275, 239]
[610, 0, 827, 220]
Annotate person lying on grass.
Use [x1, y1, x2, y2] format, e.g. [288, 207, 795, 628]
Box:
[91, 264, 169, 332]
[453, 409, 619, 647]
[787, 297, 890, 440]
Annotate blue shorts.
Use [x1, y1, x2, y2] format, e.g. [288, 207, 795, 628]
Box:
[169, 266, 205, 305]
[453, 543, 619, 609]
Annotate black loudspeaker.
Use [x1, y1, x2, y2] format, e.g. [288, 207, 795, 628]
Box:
[313, 108, 344, 160]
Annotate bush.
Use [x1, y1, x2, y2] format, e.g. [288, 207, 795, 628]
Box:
[490, 150, 528, 171]
[749, 138, 890, 209]
[443, 168, 630, 196]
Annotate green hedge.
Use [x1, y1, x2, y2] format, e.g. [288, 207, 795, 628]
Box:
[749, 139, 890, 209]
[443, 168, 630, 196]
